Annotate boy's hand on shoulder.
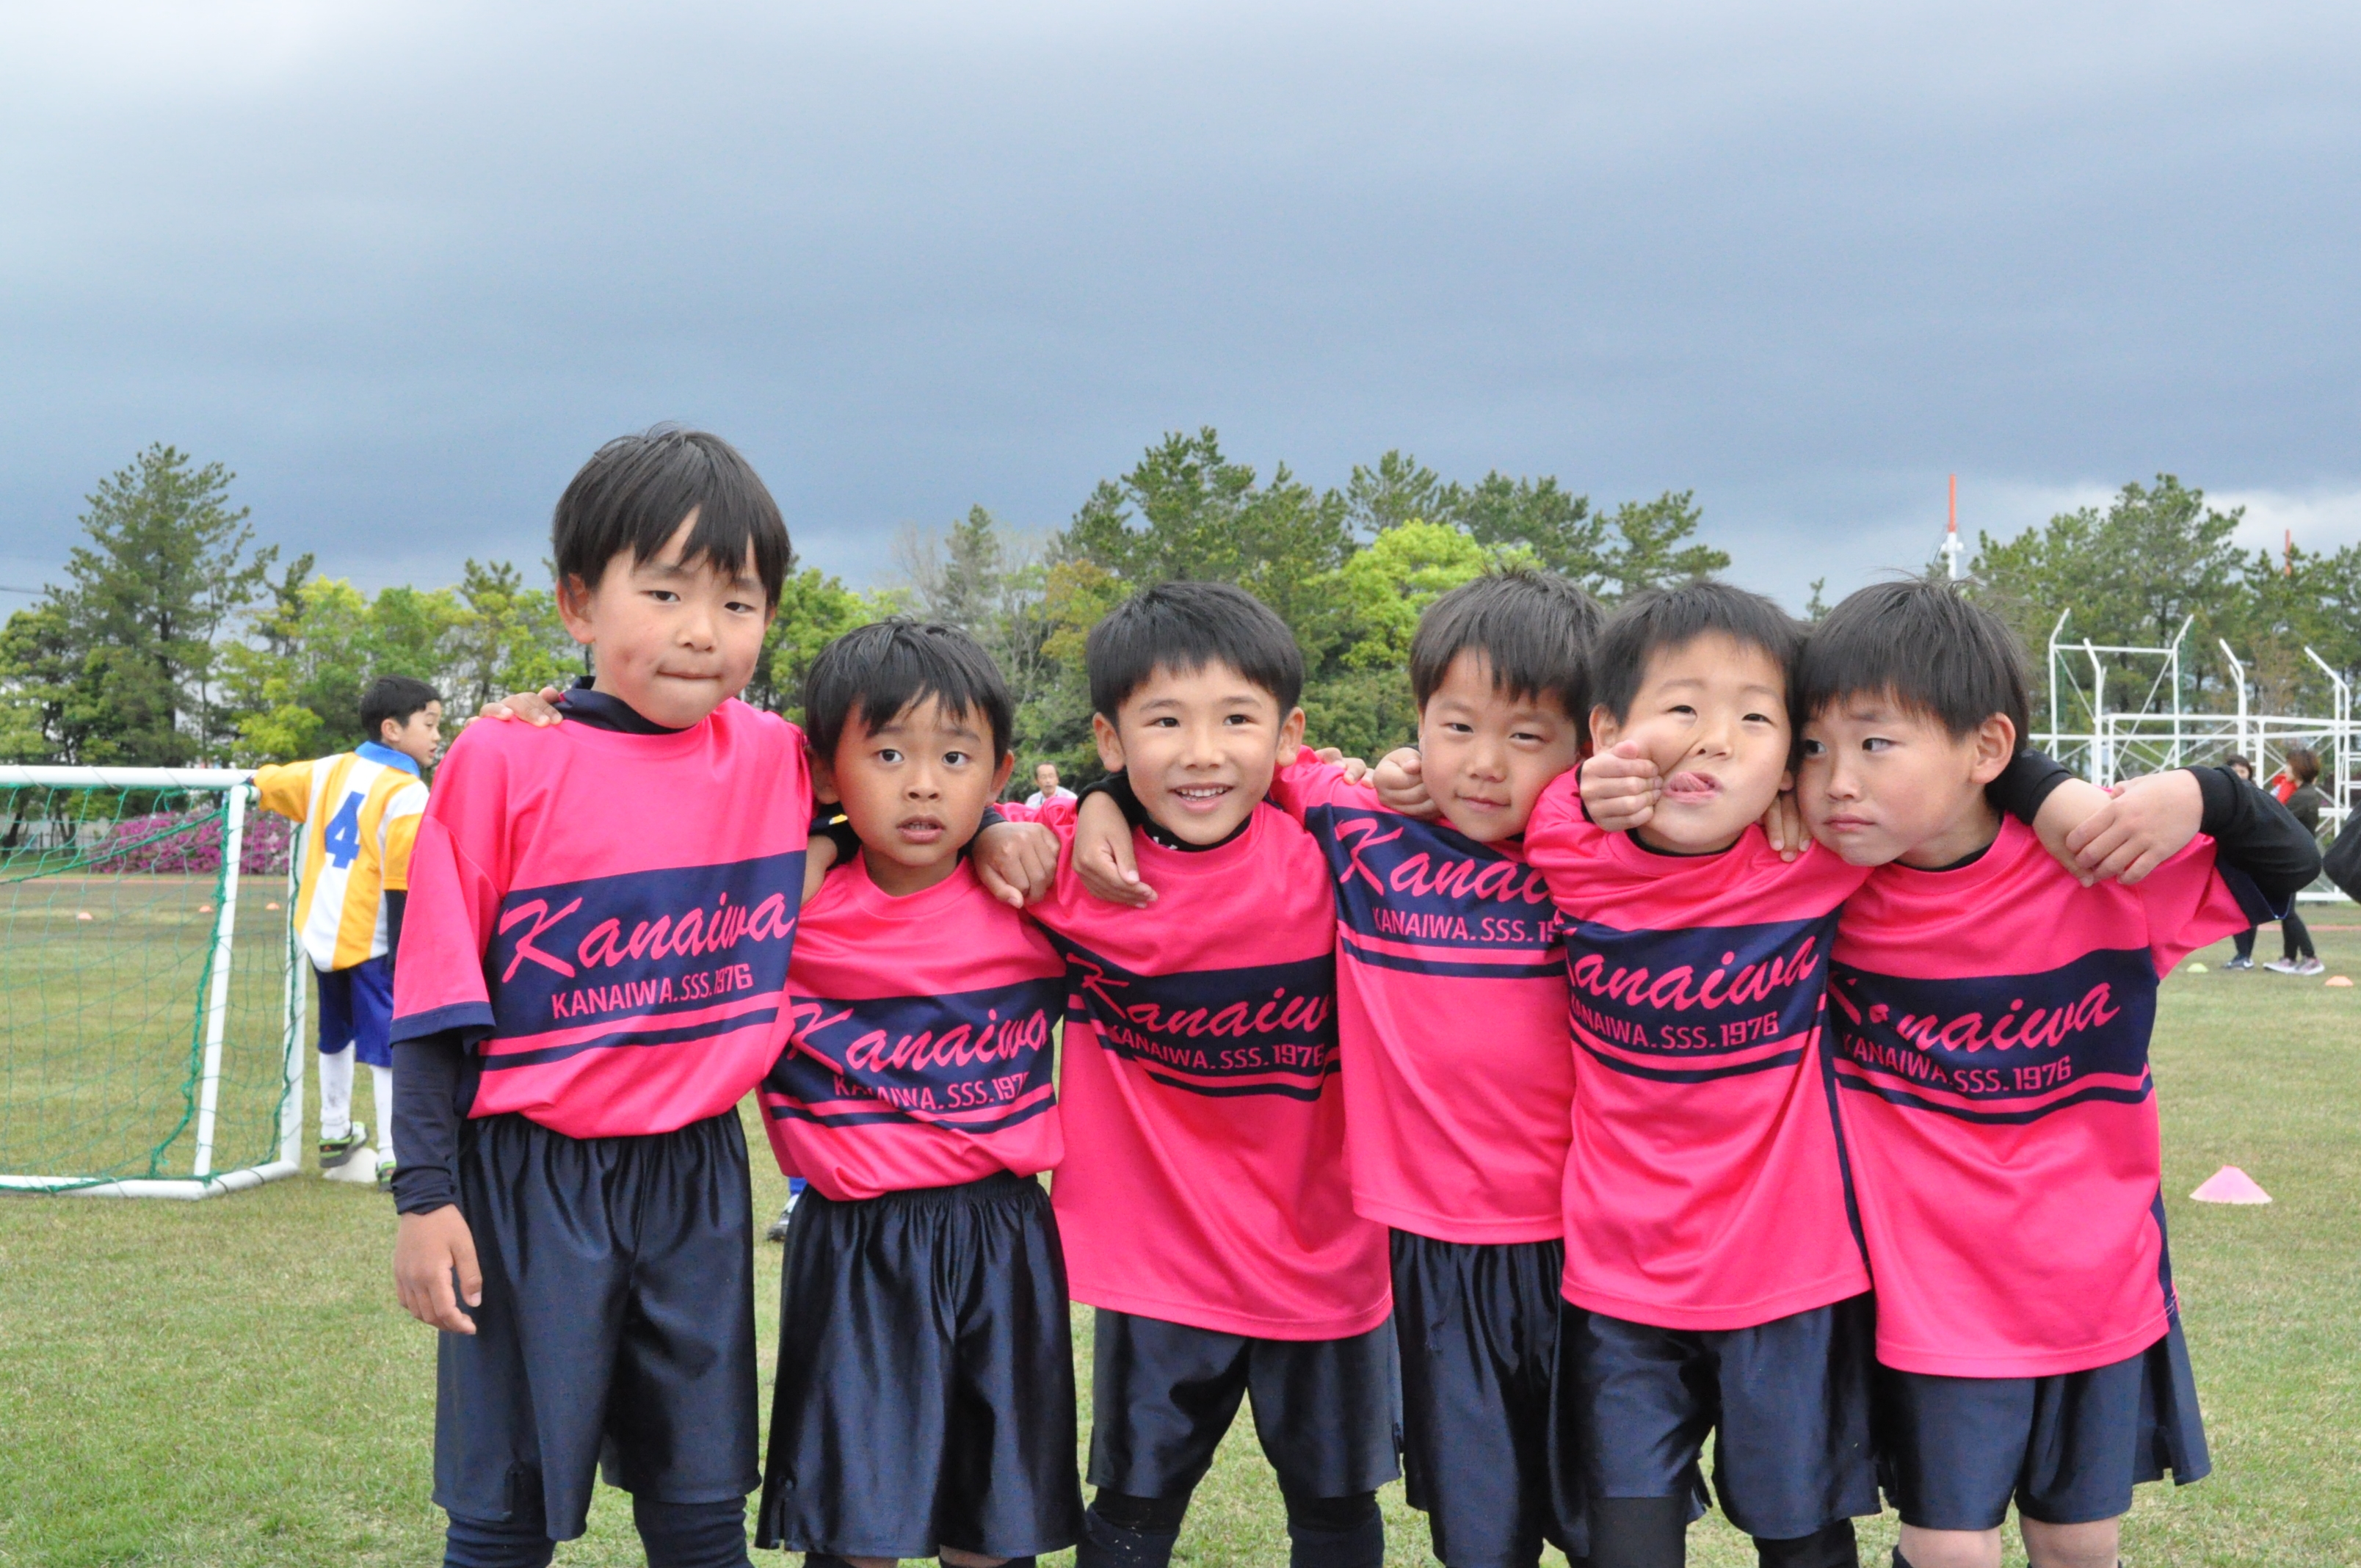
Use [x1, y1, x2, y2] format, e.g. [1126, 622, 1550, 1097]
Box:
[394, 1206, 482, 1335]
[480, 687, 566, 726]
[1372, 748, 1440, 819]
[1310, 746, 1371, 785]
[1073, 791, 1154, 907]
[972, 819, 1060, 910]
[1581, 741, 1661, 832]
[2061, 769, 2205, 888]
[1758, 790, 1805, 861]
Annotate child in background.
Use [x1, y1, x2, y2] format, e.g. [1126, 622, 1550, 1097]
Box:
[1073, 569, 1601, 1568]
[388, 428, 808, 1568]
[1028, 581, 1396, 1568]
[253, 673, 443, 1190]
[1789, 581, 2320, 1568]
[754, 620, 1081, 1567]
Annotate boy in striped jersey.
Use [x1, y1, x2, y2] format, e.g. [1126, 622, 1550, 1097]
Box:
[253, 674, 443, 1187]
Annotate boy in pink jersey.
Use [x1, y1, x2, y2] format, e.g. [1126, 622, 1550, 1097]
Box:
[1073, 570, 1603, 1568]
[1515, 583, 1876, 1568]
[1028, 582, 1396, 1568]
[752, 620, 1081, 1567]
[1788, 581, 2318, 1568]
[388, 429, 805, 1568]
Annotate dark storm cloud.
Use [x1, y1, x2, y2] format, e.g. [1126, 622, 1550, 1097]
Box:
[2, 1, 2356, 608]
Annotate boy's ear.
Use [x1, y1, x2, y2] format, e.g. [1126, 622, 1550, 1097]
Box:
[1091, 713, 1126, 774]
[1589, 703, 1621, 753]
[1278, 705, 1306, 756]
[810, 749, 841, 806]
[556, 574, 598, 645]
[1968, 713, 2016, 785]
[991, 750, 1016, 796]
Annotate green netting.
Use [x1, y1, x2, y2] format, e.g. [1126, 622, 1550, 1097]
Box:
[1, 783, 297, 1191]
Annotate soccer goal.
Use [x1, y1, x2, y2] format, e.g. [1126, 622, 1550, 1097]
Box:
[0, 766, 305, 1198]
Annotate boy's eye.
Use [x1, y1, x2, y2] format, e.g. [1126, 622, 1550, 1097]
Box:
[1744, 711, 1777, 725]
[1147, 716, 1179, 728]
[1668, 704, 1696, 717]
[1801, 738, 1827, 758]
[943, 750, 970, 767]
[725, 598, 760, 614]
[1862, 737, 1893, 752]
[1511, 729, 1543, 744]
[1222, 712, 1255, 727]
[645, 589, 680, 604]
[875, 748, 904, 764]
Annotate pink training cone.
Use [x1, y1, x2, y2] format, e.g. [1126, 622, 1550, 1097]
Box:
[2191, 1166, 2271, 1205]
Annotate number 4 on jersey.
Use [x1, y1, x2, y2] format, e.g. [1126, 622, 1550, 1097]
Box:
[322, 791, 364, 869]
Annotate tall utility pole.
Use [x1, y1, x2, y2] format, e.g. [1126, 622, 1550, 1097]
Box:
[1940, 473, 1964, 581]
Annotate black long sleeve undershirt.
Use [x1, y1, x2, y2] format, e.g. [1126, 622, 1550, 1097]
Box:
[391, 1028, 477, 1215]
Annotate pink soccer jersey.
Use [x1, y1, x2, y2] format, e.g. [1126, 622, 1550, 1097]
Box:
[1523, 772, 1872, 1330]
[1267, 752, 1572, 1243]
[758, 858, 1064, 1201]
[1027, 799, 1392, 1342]
[391, 699, 810, 1139]
[1828, 818, 2255, 1378]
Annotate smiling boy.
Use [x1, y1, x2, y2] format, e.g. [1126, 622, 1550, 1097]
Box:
[1073, 570, 1602, 1568]
[1026, 582, 1396, 1568]
[388, 429, 808, 1568]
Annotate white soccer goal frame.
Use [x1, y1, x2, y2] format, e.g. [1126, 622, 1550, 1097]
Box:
[0, 765, 305, 1198]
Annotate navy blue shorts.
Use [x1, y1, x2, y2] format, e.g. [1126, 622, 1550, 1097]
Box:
[1391, 1230, 1581, 1567]
[756, 1171, 1082, 1558]
[1559, 1294, 1878, 1542]
[1087, 1307, 1401, 1503]
[316, 956, 394, 1068]
[434, 1111, 759, 1541]
[1876, 1323, 2211, 1531]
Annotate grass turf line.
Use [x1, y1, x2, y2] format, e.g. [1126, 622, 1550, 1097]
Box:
[0, 915, 2354, 1566]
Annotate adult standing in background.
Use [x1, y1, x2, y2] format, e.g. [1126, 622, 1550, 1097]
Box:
[2226, 755, 2264, 969]
[1026, 761, 1077, 808]
[2266, 747, 2327, 976]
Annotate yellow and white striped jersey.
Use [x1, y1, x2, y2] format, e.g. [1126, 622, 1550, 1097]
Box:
[252, 742, 430, 972]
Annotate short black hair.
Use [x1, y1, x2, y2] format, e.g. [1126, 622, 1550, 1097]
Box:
[802, 619, 1015, 767]
[360, 675, 440, 741]
[1410, 568, 1602, 721]
[1086, 581, 1303, 718]
[551, 427, 791, 607]
[1589, 581, 1804, 725]
[1796, 578, 2031, 747]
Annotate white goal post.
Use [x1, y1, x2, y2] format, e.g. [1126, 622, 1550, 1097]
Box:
[0, 765, 306, 1198]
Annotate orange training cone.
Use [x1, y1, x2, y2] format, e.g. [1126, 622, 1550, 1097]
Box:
[2191, 1166, 2271, 1205]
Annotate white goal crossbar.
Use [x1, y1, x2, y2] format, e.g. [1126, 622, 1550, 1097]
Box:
[0, 765, 305, 1198]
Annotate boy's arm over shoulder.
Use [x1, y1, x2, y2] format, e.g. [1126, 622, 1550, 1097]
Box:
[250, 758, 316, 822]
[2118, 766, 2321, 975]
[1518, 766, 1599, 890]
[1267, 746, 1372, 823]
[390, 728, 511, 1045]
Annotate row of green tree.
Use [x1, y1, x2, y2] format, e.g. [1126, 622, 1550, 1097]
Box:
[4, 436, 2355, 783]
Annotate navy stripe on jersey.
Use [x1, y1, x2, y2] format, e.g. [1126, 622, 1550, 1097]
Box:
[480, 1006, 782, 1070]
[1562, 912, 1837, 1079]
[1826, 947, 2159, 1122]
[1045, 932, 1338, 1100]
[1305, 805, 1559, 954]
[1338, 936, 1565, 981]
[486, 851, 805, 1038]
[764, 975, 1062, 1133]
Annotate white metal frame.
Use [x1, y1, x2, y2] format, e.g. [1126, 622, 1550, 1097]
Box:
[0, 765, 303, 1197]
[2036, 616, 2356, 901]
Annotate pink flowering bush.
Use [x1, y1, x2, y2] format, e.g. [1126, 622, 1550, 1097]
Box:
[85, 804, 294, 876]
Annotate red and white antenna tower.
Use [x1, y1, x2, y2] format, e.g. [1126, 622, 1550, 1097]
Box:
[1940, 473, 1963, 581]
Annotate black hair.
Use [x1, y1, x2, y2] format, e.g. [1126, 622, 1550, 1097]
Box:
[1589, 580, 1805, 725]
[2223, 752, 2255, 774]
[360, 675, 441, 742]
[2285, 745, 2321, 785]
[551, 427, 790, 607]
[1086, 580, 1303, 718]
[1796, 578, 2031, 747]
[802, 619, 1015, 767]
[1410, 568, 1601, 720]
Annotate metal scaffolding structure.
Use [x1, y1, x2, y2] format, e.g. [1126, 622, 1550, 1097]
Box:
[2034, 611, 2354, 901]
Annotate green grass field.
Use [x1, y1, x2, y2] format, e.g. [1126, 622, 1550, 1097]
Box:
[1, 912, 2355, 1567]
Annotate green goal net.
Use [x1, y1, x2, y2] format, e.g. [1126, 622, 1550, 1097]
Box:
[0, 768, 302, 1197]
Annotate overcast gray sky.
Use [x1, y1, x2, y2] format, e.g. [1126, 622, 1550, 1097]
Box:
[4, 1, 2356, 614]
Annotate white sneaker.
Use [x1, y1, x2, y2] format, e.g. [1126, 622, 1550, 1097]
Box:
[2296, 957, 2326, 976]
[2264, 958, 2302, 975]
